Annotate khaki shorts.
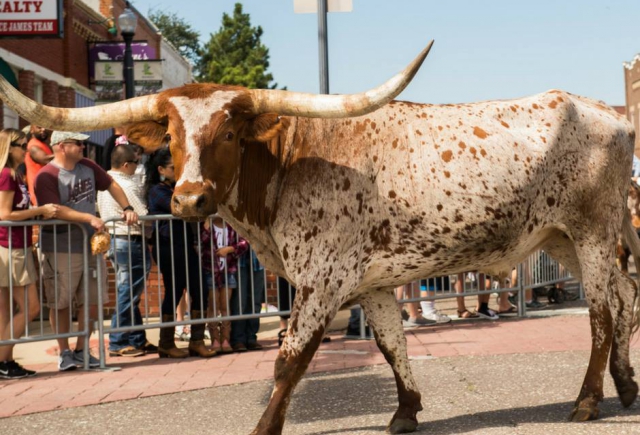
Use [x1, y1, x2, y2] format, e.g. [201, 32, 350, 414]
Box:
[0, 245, 36, 287]
[41, 251, 108, 310]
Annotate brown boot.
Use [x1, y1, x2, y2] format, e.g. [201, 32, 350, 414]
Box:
[189, 311, 217, 358]
[158, 315, 188, 359]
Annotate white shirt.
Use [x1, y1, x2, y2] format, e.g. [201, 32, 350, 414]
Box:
[97, 170, 148, 236]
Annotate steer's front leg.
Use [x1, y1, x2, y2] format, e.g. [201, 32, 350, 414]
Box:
[250, 285, 340, 435]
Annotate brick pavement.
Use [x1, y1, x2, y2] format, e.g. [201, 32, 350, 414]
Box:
[2, 312, 638, 419]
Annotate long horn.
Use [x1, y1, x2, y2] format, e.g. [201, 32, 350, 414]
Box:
[0, 76, 159, 131]
[250, 40, 434, 118]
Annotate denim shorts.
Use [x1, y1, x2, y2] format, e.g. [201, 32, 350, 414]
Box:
[205, 270, 237, 289]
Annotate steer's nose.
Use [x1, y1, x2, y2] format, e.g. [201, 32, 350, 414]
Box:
[172, 193, 207, 218]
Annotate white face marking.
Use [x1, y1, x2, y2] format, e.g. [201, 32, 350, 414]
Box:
[170, 91, 239, 187]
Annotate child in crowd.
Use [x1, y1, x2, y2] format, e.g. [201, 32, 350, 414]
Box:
[201, 215, 247, 353]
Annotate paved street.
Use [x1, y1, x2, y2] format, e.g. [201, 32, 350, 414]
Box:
[1, 303, 640, 434]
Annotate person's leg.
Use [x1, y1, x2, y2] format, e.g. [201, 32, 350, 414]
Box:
[155, 243, 188, 358]
[108, 239, 136, 352]
[74, 304, 98, 351]
[0, 283, 39, 377]
[230, 264, 249, 347]
[455, 273, 477, 319]
[220, 286, 233, 350]
[246, 267, 265, 348]
[0, 287, 13, 362]
[476, 274, 498, 320]
[186, 247, 216, 358]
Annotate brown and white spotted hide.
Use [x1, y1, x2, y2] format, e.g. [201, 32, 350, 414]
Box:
[125, 87, 638, 433]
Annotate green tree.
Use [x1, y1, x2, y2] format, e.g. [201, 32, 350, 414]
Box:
[148, 9, 202, 66]
[198, 3, 281, 89]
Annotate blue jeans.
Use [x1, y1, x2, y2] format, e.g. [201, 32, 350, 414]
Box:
[230, 263, 265, 346]
[109, 237, 151, 351]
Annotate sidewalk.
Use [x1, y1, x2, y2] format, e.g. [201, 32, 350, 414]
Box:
[1, 299, 631, 419]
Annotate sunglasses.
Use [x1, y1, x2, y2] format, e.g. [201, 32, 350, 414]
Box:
[10, 141, 27, 150]
[126, 159, 140, 165]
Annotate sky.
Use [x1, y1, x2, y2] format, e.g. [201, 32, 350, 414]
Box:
[130, 0, 640, 106]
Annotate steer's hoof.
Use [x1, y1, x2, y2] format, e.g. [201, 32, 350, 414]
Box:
[617, 380, 639, 408]
[387, 418, 418, 434]
[569, 406, 599, 422]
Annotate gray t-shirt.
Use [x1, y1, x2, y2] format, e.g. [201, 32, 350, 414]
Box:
[35, 158, 112, 253]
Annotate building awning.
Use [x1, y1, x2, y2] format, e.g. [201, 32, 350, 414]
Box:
[0, 58, 18, 89]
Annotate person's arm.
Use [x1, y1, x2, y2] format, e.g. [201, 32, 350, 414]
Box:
[56, 205, 105, 231]
[29, 146, 53, 165]
[107, 181, 139, 225]
[0, 191, 57, 221]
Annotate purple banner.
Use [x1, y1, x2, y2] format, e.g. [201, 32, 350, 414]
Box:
[89, 41, 156, 79]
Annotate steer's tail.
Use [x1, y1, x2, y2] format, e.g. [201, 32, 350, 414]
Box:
[622, 210, 640, 335]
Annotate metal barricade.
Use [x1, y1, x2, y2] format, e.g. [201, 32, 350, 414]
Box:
[97, 215, 292, 366]
[1, 214, 585, 368]
[0, 219, 93, 368]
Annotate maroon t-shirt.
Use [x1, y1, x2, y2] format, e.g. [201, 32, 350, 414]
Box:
[0, 167, 32, 249]
[35, 158, 112, 253]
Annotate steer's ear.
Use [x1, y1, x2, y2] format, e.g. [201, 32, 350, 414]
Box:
[125, 121, 168, 152]
[243, 113, 289, 142]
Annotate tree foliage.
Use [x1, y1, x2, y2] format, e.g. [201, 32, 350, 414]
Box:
[197, 3, 281, 89]
[148, 8, 202, 66]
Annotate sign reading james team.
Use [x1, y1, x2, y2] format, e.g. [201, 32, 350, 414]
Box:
[0, 0, 63, 38]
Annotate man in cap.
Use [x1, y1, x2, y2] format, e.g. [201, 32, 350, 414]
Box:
[34, 131, 139, 371]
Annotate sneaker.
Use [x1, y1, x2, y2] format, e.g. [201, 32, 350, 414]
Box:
[526, 300, 547, 310]
[476, 307, 499, 320]
[73, 350, 100, 368]
[404, 316, 437, 327]
[175, 325, 184, 340]
[422, 310, 452, 324]
[0, 360, 30, 379]
[10, 361, 36, 377]
[58, 349, 77, 371]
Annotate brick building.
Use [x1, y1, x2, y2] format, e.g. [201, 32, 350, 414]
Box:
[624, 54, 640, 154]
[0, 0, 192, 159]
[0, 0, 195, 316]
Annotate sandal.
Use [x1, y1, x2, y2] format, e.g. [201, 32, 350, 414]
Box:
[457, 309, 479, 319]
[278, 329, 286, 347]
[497, 306, 517, 315]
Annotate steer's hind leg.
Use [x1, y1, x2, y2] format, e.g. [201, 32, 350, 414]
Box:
[359, 289, 423, 434]
[250, 288, 340, 435]
[609, 267, 639, 408]
[564, 237, 614, 422]
[543, 233, 611, 421]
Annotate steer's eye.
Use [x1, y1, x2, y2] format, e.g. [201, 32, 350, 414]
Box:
[164, 133, 171, 144]
[225, 131, 234, 141]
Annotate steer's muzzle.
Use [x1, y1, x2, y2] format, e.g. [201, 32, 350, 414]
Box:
[171, 191, 214, 221]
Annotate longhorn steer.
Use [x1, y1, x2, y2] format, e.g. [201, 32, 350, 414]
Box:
[2, 41, 640, 433]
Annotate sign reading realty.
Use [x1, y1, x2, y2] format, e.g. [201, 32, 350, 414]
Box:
[0, 0, 63, 37]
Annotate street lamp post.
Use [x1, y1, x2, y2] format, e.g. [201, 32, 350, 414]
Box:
[118, 1, 137, 100]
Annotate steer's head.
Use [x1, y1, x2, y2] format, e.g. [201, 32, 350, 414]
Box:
[0, 41, 433, 220]
[124, 86, 290, 218]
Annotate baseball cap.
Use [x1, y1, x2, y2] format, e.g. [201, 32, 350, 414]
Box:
[50, 131, 90, 145]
